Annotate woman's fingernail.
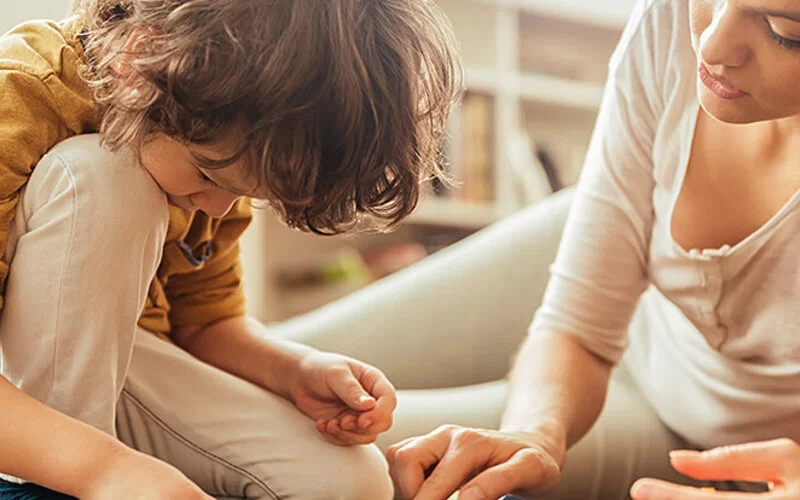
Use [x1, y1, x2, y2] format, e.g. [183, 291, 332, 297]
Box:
[630, 483, 651, 497]
[358, 395, 374, 404]
[669, 450, 700, 460]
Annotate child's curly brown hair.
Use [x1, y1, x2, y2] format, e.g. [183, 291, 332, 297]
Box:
[73, 0, 464, 234]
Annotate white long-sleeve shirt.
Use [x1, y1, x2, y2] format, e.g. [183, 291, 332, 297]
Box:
[530, 0, 800, 449]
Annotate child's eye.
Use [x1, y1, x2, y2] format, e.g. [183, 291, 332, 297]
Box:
[198, 170, 216, 185]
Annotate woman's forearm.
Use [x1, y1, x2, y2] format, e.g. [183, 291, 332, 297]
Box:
[0, 375, 123, 497]
[501, 330, 613, 457]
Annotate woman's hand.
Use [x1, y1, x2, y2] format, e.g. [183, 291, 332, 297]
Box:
[82, 447, 212, 500]
[386, 424, 565, 500]
[290, 352, 397, 446]
[631, 438, 800, 499]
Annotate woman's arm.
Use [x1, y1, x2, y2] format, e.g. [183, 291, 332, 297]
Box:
[387, 1, 671, 498]
[0, 375, 212, 499]
[501, 330, 614, 455]
[0, 374, 120, 494]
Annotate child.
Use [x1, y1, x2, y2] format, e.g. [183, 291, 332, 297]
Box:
[0, 0, 462, 498]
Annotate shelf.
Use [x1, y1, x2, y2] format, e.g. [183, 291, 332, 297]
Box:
[516, 72, 604, 110]
[408, 198, 499, 229]
[466, 0, 635, 29]
[465, 66, 605, 110]
[464, 66, 501, 94]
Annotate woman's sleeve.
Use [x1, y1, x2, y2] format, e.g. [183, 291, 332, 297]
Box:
[529, 0, 668, 364]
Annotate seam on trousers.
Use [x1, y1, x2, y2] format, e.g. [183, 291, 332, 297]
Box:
[120, 389, 281, 500]
[49, 154, 79, 400]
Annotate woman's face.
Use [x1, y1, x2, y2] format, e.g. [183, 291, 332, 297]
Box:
[690, 0, 800, 124]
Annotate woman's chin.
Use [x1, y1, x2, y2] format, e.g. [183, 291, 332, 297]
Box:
[697, 84, 778, 125]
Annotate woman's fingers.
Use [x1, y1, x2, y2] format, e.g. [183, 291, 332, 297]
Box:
[412, 440, 488, 500]
[386, 426, 455, 499]
[670, 439, 800, 483]
[387, 426, 561, 500]
[630, 479, 770, 500]
[459, 447, 561, 500]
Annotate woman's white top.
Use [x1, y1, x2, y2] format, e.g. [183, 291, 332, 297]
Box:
[530, 0, 800, 448]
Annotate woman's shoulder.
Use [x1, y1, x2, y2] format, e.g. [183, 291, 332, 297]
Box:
[612, 0, 693, 73]
[609, 0, 696, 115]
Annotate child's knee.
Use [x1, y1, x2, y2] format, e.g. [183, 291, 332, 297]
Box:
[319, 444, 394, 500]
[25, 134, 168, 244]
[260, 443, 394, 500]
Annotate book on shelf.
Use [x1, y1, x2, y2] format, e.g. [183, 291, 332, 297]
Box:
[506, 132, 554, 207]
[437, 91, 495, 205]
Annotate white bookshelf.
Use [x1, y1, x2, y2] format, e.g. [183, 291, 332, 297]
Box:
[473, 0, 635, 29]
[464, 66, 605, 110]
[404, 0, 633, 229]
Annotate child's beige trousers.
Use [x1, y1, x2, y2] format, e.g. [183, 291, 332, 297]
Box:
[0, 135, 391, 499]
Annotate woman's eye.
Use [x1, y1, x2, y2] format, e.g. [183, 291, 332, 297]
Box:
[766, 20, 800, 50]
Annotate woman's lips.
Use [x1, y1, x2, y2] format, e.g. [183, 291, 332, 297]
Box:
[698, 63, 748, 100]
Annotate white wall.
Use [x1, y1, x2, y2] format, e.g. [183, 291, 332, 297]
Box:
[2, 1, 73, 34]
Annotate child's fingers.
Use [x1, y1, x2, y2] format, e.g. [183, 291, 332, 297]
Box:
[357, 402, 393, 434]
[328, 428, 380, 446]
[316, 419, 353, 447]
[326, 418, 342, 434]
[358, 410, 374, 430]
[340, 413, 359, 432]
[318, 417, 378, 445]
[359, 367, 397, 415]
[329, 370, 377, 412]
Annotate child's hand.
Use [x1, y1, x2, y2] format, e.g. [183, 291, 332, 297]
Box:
[290, 352, 397, 446]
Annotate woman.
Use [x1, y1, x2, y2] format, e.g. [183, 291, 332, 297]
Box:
[368, 0, 800, 497]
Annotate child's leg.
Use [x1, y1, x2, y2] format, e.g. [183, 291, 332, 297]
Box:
[0, 134, 168, 437]
[115, 327, 394, 500]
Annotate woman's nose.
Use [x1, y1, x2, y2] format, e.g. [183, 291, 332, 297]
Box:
[699, 3, 749, 68]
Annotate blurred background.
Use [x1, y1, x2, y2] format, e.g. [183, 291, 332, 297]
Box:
[3, 0, 637, 323]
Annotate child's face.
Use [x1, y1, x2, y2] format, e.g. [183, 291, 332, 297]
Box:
[138, 135, 261, 218]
